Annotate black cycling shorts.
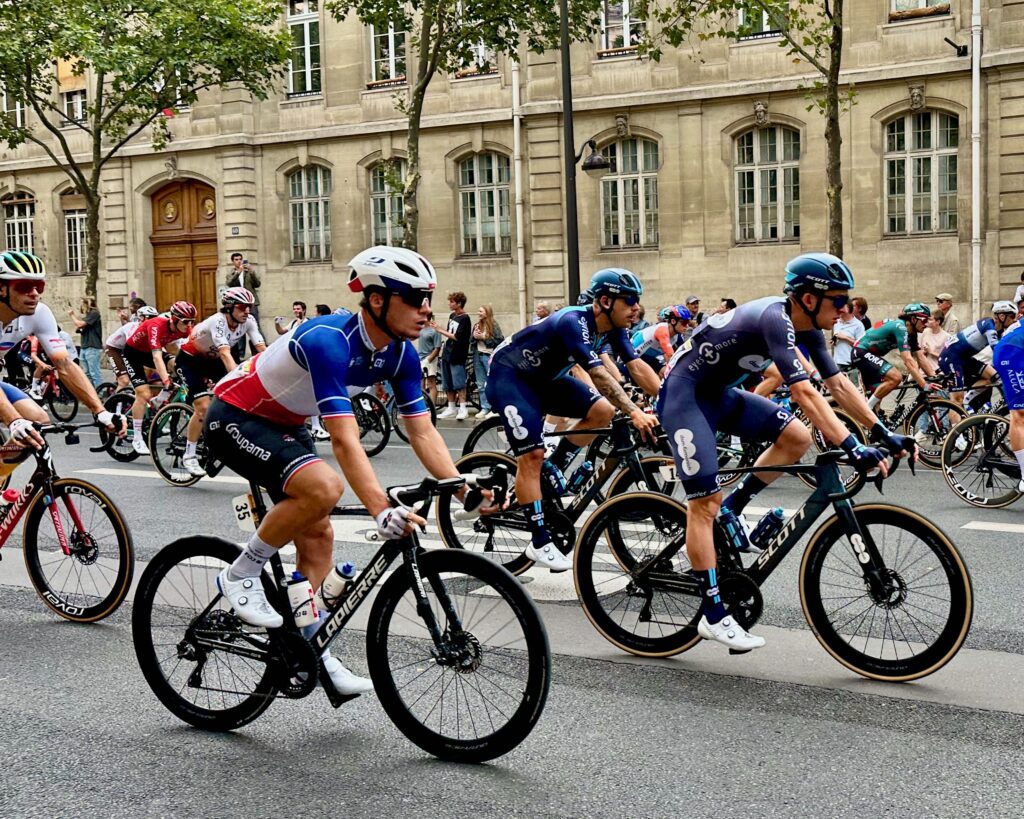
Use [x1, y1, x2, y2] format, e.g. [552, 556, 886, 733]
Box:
[122, 346, 156, 389]
[204, 398, 320, 503]
[176, 351, 228, 402]
[849, 347, 893, 391]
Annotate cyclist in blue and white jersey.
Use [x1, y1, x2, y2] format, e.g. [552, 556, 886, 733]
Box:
[631, 305, 691, 376]
[993, 316, 1024, 493]
[939, 301, 1018, 404]
[486, 268, 661, 572]
[206, 246, 486, 697]
[657, 253, 916, 651]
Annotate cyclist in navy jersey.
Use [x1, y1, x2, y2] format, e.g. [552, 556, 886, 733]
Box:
[206, 246, 489, 697]
[658, 253, 916, 651]
[487, 268, 660, 571]
[938, 301, 1018, 403]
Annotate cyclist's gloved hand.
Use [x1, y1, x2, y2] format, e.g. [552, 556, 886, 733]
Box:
[870, 422, 916, 458]
[376, 506, 414, 540]
[840, 434, 886, 472]
[94, 409, 127, 437]
[7, 417, 43, 449]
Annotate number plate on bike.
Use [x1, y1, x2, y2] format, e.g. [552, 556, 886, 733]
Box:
[659, 463, 676, 482]
[232, 494, 256, 532]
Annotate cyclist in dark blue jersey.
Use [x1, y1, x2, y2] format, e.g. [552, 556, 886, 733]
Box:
[939, 301, 1018, 402]
[487, 268, 661, 571]
[657, 252, 916, 651]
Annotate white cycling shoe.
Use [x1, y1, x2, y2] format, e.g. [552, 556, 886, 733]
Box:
[216, 568, 283, 629]
[697, 614, 766, 651]
[181, 454, 206, 477]
[524, 542, 573, 572]
[322, 654, 374, 696]
[131, 436, 150, 455]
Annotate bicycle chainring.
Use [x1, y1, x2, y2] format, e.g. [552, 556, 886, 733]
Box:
[718, 572, 763, 630]
[545, 508, 576, 556]
[268, 630, 319, 699]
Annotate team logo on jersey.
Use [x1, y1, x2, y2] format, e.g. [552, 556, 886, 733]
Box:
[673, 429, 701, 476]
[578, 316, 591, 344]
[522, 349, 542, 368]
[738, 354, 768, 372]
[697, 342, 719, 365]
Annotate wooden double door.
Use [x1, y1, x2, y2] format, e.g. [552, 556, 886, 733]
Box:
[150, 181, 219, 318]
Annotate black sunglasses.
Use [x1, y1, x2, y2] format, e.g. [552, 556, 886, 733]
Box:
[827, 294, 850, 310]
[618, 295, 640, 307]
[396, 289, 434, 309]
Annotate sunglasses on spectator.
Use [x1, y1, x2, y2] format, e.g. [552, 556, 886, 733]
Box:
[397, 289, 434, 309]
[10, 279, 44, 295]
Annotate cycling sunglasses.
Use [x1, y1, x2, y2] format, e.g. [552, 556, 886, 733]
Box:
[824, 294, 849, 309]
[617, 295, 641, 307]
[396, 289, 434, 309]
[10, 279, 44, 294]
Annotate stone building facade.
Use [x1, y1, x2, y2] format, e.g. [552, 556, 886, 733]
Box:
[0, 0, 1022, 333]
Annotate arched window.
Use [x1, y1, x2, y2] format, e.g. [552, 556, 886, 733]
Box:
[288, 165, 331, 262]
[62, 189, 87, 274]
[459, 152, 511, 255]
[884, 111, 958, 235]
[600, 137, 659, 249]
[370, 160, 406, 246]
[734, 125, 800, 243]
[2, 192, 35, 254]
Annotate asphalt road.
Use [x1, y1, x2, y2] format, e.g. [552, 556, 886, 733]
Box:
[2, 419, 1023, 817]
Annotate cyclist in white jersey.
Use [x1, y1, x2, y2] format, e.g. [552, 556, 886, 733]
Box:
[176, 287, 266, 476]
[0, 251, 122, 437]
[104, 306, 158, 388]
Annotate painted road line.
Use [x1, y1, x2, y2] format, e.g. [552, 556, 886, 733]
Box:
[77, 466, 250, 485]
[961, 520, 1024, 534]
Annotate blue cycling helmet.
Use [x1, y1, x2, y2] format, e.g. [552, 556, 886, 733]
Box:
[659, 305, 691, 322]
[589, 268, 643, 300]
[783, 253, 855, 294]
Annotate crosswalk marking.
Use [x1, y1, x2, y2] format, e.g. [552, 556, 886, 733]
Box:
[76, 466, 250, 485]
[960, 520, 1024, 534]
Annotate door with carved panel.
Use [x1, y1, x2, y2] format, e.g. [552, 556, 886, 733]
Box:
[150, 181, 218, 318]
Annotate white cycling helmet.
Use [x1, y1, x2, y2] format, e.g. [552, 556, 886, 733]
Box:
[993, 300, 1017, 315]
[222, 286, 256, 307]
[136, 306, 159, 319]
[347, 246, 437, 295]
[0, 251, 45, 280]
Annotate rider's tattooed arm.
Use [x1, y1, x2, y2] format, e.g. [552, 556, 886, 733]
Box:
[588, 365, 640, 416]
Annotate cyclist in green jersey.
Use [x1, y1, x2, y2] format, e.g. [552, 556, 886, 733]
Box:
[850, 303, 930, 410]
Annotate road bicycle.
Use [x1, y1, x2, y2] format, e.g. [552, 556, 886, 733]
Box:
[98, 376, 189, 462]
[941, 412, 1021, 508]
[438, 415, 679, 575]
[1, 356, 80, 422]
[573, 450, 973, 682]
[0, 421, 134, 621]
[385, 389, 438, 443]
[146, 400, 228, 487]
[333, 390, 391, 456]
[131, 473, 551, 762]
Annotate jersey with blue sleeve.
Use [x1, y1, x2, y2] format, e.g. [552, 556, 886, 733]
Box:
[214, 311, 427, 425]
[489, 305, 637, 380]
[944, 318, 1000, 359]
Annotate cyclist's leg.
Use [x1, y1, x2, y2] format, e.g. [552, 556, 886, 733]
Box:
[993, 338, 1024, 486]
[543, 375, 612, 470]
[938, 348, 967, 405]
[1, 382, 47, 423]
[854, 350, 896, 408]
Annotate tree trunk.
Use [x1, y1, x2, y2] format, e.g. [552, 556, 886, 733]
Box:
[403, 88, 426, 251]
[824, 3, 844, 258]
[84, 191, 101, 298]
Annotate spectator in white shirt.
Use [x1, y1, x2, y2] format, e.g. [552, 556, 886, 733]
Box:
[831, 301, 865, 370]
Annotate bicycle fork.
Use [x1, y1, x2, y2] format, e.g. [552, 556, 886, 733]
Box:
[402, 544, 472, 670]
[832, 499, 894, 603]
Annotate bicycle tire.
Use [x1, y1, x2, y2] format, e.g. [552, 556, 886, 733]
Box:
[132, 536, 279, 730]
[461, 414, 510, 456]
[366, 548, 550, 762]
[796, 409, 866, 492]
[904, 398, 966, 470]
[799, 504, 972, 681]
[22, 478, 134, 622]
[46, 381, 79, 422]
[391, 392, 437, 444]
[353, 392, 390, 457]
[149, 402, 202, 487]
[605, 455, 679, 499]
[941, 413, 1022, 508]
[99, 390, 141, 462]
[96, 381, 118, 402]
[574, 491, 703, 657]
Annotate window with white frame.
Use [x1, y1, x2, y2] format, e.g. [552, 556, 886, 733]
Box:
[892, 1, 946, 11]
[600, 138, 659, 249]
[288, 165, 332, 262]
[734, 126, 800, 243]
[64, 208, 87, 274]
[370, 24, 406, 84]
[884, 111, 958, 235]
[287, 0, 321, 96]
[737, 0, 786, 38]
[1, 90, 23, 128]
[62, 89, 86, 125]
[370, 161, 406, 245]
[3, 193, 35, 253]
[462, 42, 497, 73]
[600, 0, 644, 52]
[154, 69, 192, 113]
[459, 153, 511, 255]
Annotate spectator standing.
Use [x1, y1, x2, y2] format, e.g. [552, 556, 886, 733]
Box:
[275, 301, 307, 335]
[685, 295, 705, 325]
[68, 297, 103, 387]
[314, 303, 331, 317]
[471, 304, 504, 419]
[418, 311, 442, 406]
[831, 300, 865, 371]
[1014, 272, 1024, 305]
[935, 293, 961, 335]
[716, 298, 737, 314]
[918, 308, 950, 376]
[632, 304, 650, 332]
[117, 297, 146, 325]
[436, 291, 472, 421]
[851, 296, 871, 331]
[532, 301, 551, 325]
[226, 253, 263, 358]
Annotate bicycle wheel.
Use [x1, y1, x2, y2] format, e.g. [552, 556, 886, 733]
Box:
[353, 393, 390, 457]
[461, 414, 510, 456]
[366, 548, 550, 762]
[904, 398, 966, 470]
[99, 390, 140, 462]
[799, 504, 972, 681]
[605, 455, 683, 501]
[149, 402, 202, 487]
[22, 478, 134, 622]
[796, 409, 866, 492]
[941, 413, 1022, 508]
[132, 536, 279, 730]
[574, 492, 703, 657]
[96, 381, 118, 402]
[46, 381, 79, 422]
[436, 451, 536, 575]
[391, 392, 437, 444]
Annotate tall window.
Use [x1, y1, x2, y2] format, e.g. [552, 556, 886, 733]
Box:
[884, 111, 958, 235]
[370, 24, 406, 84]
[370, 161, 406, 245]
[737, 1, 785, 38]
[62, 89, 87, 125]
[64, 209, 87, 274]
[601, 138, 659, 249]
[459, 153, 511, 255]
[735, 126, 800, 243]
[289, 165, 332, 262]
[600, 0, 643, 52]
[1, 90, 23, 128]
[287, 0, 321, 96]
[3, 193, 35, 253]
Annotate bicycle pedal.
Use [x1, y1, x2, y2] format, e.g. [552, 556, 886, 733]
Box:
[728, 648, 752, 656]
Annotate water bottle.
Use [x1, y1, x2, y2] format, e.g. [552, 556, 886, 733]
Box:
[541, 459, 567, 497]
[315, 561, 357, 612]
[0, 488, 19, 519]
[285, 571, 318, 627]
[749, 507, 785, 548]
[566, 460, 595, 494]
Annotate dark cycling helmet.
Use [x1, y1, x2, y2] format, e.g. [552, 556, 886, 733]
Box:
[222, 286, 256, 307]
[993, 300, 1017, 315]
[898, 302, 931, 320]
[783, 252, 855, 294]
[589, 268, 643, 299]
[577, 289, 595, 306]
[169, 300, 198, 321]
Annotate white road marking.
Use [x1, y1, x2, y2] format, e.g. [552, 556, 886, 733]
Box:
[961, 520, 1024, 534]
[76, 466, 250, 485]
